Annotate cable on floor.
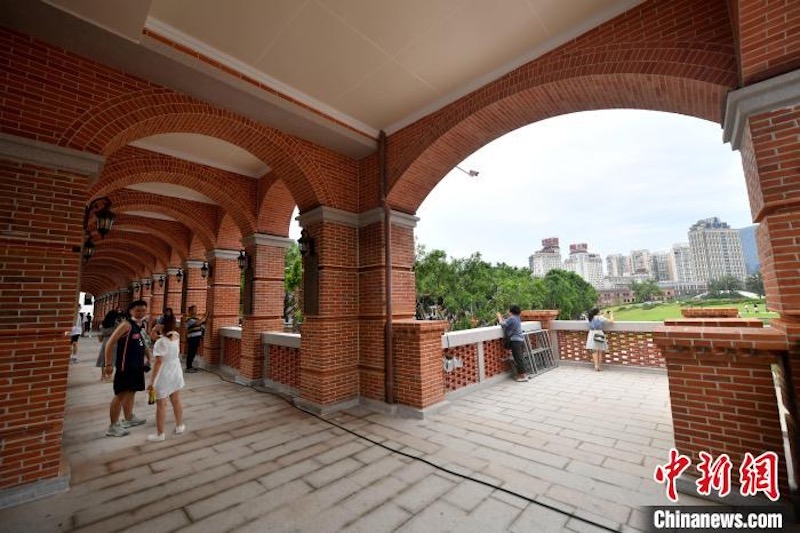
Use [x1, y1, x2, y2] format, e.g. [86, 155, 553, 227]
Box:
[202, 367, 622, 533]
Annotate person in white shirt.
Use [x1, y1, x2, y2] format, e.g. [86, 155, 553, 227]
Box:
[146, 329, 186, 442]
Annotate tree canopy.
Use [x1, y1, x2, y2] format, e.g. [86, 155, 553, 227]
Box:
[415, 245, 597, 329]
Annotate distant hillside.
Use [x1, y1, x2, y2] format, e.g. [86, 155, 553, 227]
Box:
[738, 225, 760, 274]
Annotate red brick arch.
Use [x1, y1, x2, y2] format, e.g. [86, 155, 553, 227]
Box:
[109, 190, 218, 251]
[86, 247, 156, 279]
[92, 150, 258, 237]
[90, 232, 172, 273]
[81, 272, 127, 295]
[62, 90, 333, 211]
[216, 214, 243, 250]
[387, 0, 738, 213]
[256, 178, 296, 237]
[114, 215, 191, 260]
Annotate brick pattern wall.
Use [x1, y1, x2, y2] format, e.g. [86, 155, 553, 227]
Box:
[393, 320, 447, 409]
[558, 331, 665, 368]
[737, 0, 800, 84]
[222, 337, 241, 369]
[442, 344, 479, 391]
[267, 345, 300, 389]
[484, 339, 511, 378]
[0, 160, 85, 489]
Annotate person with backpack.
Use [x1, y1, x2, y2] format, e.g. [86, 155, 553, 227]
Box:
[184, 305, 206, 373]
[497, 305, 528, 382]
[586, 307, 613, 372]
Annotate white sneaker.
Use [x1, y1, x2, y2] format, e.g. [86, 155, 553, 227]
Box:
[121, 415, 145, 429]
[174, 424, 186, 435]
[147, 433, 165, 443]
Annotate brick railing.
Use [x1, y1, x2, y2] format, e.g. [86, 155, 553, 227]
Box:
[441, 322, 543, 394]
[550, 321, 665, 368]
[261, 332, 301, 394]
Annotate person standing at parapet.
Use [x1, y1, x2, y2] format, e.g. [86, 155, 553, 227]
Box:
[184, 305, 206, 373]
[103, 300, 151, 437]
[497, 305, 529, 382]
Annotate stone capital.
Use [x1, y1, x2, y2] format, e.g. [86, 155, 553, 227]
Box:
[723, 69, 800, 150]
[0, 132, 105, 177]
[242, 233, 294, 248]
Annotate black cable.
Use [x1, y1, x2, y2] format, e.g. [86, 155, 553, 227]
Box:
[203, 368, 622, 533]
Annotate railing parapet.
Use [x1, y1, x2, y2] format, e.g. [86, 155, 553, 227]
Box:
[441, 321, 540, 349]
[219, 326, 242, 339]
[261, 332, 301, 348]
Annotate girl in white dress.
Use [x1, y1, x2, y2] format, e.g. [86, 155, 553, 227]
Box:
[146, 330, 185, 442]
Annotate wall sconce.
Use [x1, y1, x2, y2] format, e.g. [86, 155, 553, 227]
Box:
[84, 196, 116, 237]
[158, 275, 165, 288]
[82, 237, 95, 262]
[455, 165, 479, 178]
[144, 278, 151, 290]
[237, 250, 249, 270]
[132, 282, 140, 292]
[175, 268, 184, 284]
[200, 261, 210, 279]
[297, 229, 315, 257]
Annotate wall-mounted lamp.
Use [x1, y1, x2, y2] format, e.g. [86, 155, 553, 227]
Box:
[144, 278, 151, 290]
[237, 250, 249, 270]
[132, 282, 140, 292]
[298, 229, 315, 257]
[158, 275, 165, 288]
[455, 165, 479, 177]
[82, 237, 95, 262]
[175, 268, 184, 284]
[200, 261, 210, 279]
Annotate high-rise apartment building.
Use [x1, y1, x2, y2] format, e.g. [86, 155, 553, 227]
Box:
[564, 243, 604, 288]
[606, 254, 629, 277]
[630, 249, 651, 275]
[529, 237, 562, 277]
[650, 251, 672, 281]
[688, 217, 747, 282]
[670, 243, 695, 282]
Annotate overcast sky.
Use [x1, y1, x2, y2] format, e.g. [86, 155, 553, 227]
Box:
[413, 109, 753, 268]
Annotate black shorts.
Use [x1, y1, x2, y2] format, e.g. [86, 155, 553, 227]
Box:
[113, 368, 145, 395]
[70, 335, 80, 343]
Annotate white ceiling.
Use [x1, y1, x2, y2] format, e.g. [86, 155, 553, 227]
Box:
[23, 0, 644, 202]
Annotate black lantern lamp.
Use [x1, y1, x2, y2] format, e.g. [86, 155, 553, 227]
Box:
[297, 229, 315, 257]
[133, 282, 140, 292]
[237, 250, 249, 270]
[82, 237, 95, 262]
[175, 268, 184, 283]
[200, 261, 210, 279]
[144, 278, 151, 290]
[84, 196, 115, 239]
[158, 275, 165, 288]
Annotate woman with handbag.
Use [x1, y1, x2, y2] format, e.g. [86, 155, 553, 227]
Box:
[586, 307, 613, 372]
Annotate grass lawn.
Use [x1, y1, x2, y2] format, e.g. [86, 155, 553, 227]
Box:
[609, 299, 778, 322]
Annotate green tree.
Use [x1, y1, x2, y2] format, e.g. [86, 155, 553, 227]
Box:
[630, 280, 662, 302]
[745, 272, 764, 297]
[538, 269, 597, 319]
[284, 243, 302, 327]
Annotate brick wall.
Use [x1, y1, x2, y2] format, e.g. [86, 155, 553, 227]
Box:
[267, 345, 300, 389]
[222, 337, 241, 369]
[0, 160, 85, 489]
[557, 331, 666, 368]
[736, 0, 800, 84]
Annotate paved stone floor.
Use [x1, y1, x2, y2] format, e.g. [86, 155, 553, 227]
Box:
[1, 337, 789, 532]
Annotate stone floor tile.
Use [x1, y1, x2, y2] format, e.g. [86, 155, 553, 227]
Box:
[442, 480, 494, 512]
[185, 480, 265, 521]
[393, 474, 456, 514]
[394, 500, 467, 533]
[304, 457, 363, 489]
[341, 502, 411, 533]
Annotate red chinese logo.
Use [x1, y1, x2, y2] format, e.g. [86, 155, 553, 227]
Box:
[654, 449, 780, 502]
[740, 451, 779, 501]
[654, 448, 691, 502]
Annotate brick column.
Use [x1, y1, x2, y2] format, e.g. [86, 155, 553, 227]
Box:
[149, 273, 166, 315]
[239, 234, 292, 382]
[653, 323, 792, 494]
[203, 250, 241, 366]
[184, 261, 208, 316]
[117, 288, 131, 312]
[165, 267, 183, 321]
[139, 278, 152, 309]
[296, 208, 360, 410]
[521, 310, 560, 329]
[0, 134, 103, 500]
[393, 320, 449, 411]
[724, 70, 800, 495]
[358, 208, 418, 402]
